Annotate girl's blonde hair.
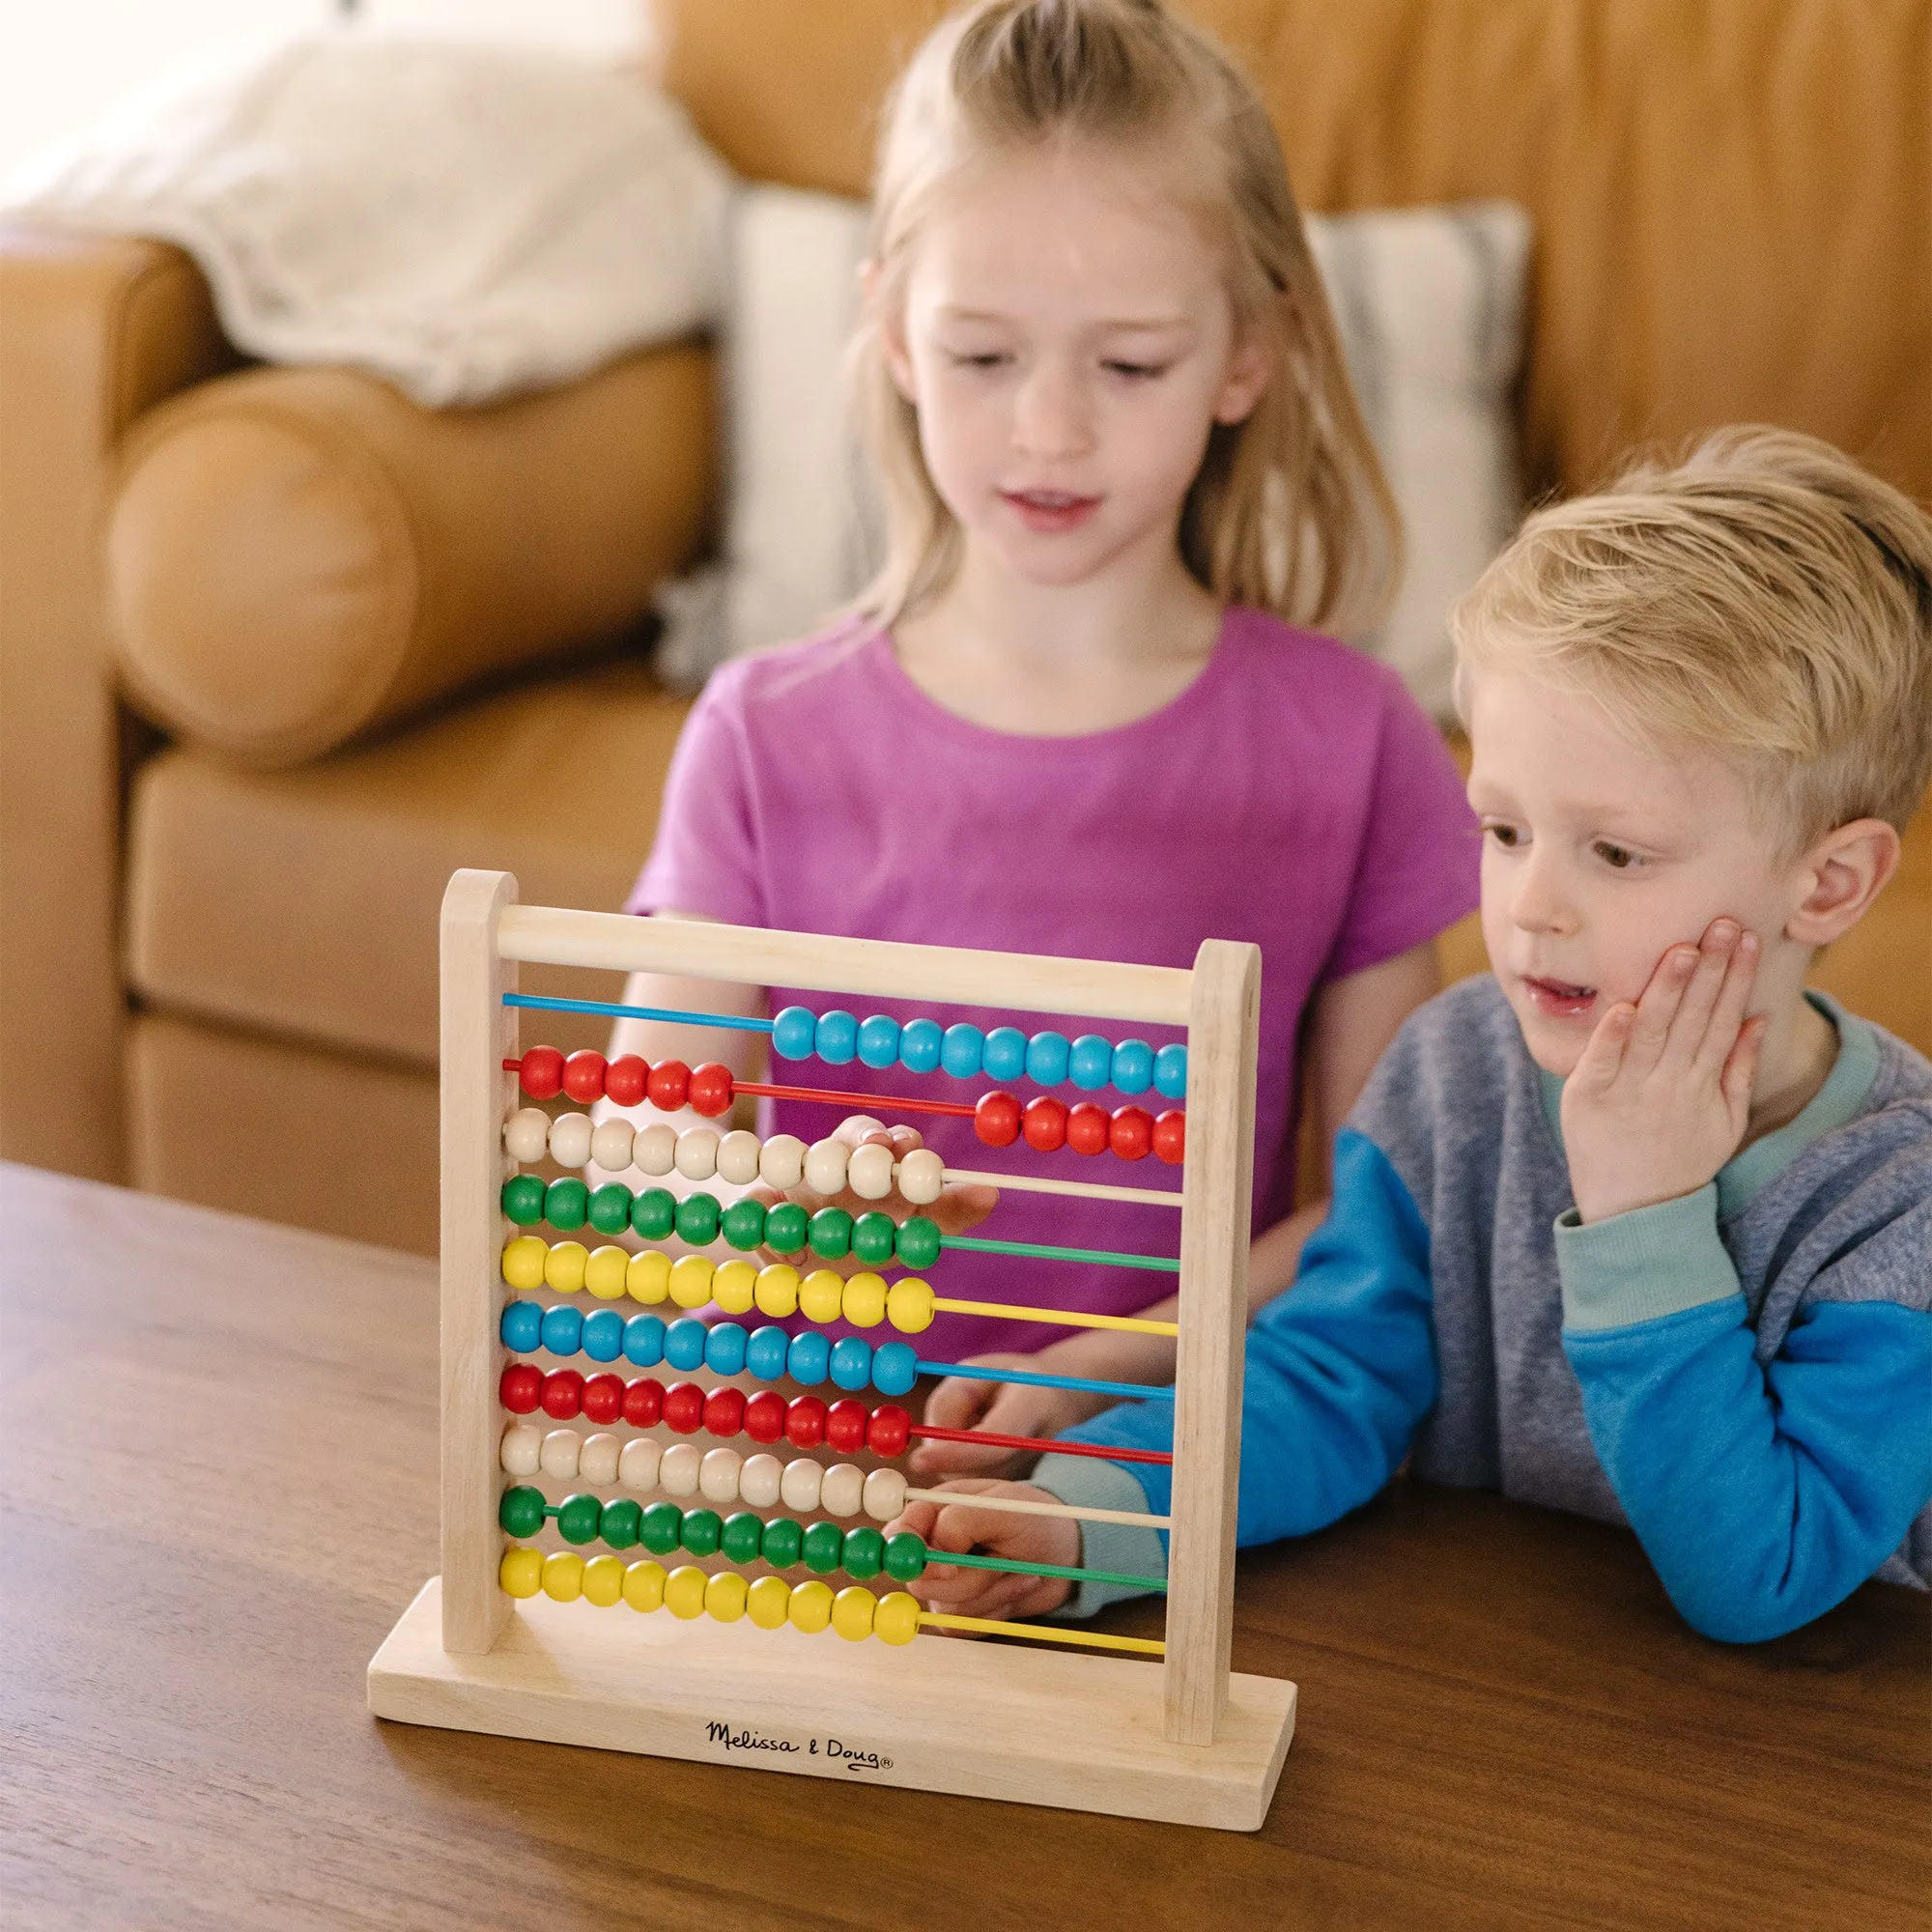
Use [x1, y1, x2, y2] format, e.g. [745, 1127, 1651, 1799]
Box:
[851, 0, 1401, 637]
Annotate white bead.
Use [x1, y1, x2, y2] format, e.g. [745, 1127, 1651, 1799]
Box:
[618, 1436, 663, 1493]
[803, 1138, 849, 1196]
[499, 1422, 544, 1476]
[674, 1127, 720, 1181]
[739, 1453, 784, 1509]
[590, 1118, 636, 1174]
[758, 1134, 807, 1190]
[820, 1463, 866, 1518]
[633, 1122, 677, 1176]
[659, 1441, 702, 1496]
[539, 1429, 582, 1480]
[715, 1129, 762, 1186]
[863, 1466, 909, 1521]
[846, 1142, 895, 1200]
[779, 1458, 823, 1513]
[579, 1433, 621, 1486]
[503, 1108, 551, 1165]
[896, 1148, 945, 1206]
[699, 1447, 743, 1504]
[549, 1112, 594, 1170]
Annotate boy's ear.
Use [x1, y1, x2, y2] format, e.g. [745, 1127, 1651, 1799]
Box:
[863, 260, 919, 404]
[1783, 818, 1902, 946]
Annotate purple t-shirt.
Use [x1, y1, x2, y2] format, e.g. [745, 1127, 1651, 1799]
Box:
[629, 608, 1477, 1356]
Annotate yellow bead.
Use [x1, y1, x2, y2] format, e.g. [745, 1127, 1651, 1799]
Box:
[746, 1575, 791, 1630]
[840, 1271, 888, 1328]
[668, 1255, 716, 1310]
[501, 1235, 550, 1292]
[545, 1240, 589, 1294]
[582, 1554, 626, 1607]
[712, 1259, 758, 1315]
[886, 1277, 936, 1333]
[622, 1560, 667, 1613]
[664, 1565, 709, 1620]
[874, 1590, 922, 1646]
[831, 1586, 877, 1642]
[583, 1245, 630, 1300]
[704, 1570, 750, 1623]
[799, 1268, 845, 1324]
[499, 1546, 544, 1598]
[542, 1551, 585, 1602]
[753, 1264, 800, 1318]
[627, 1250, 671, 1304]
[787, 1579, 835, 1634]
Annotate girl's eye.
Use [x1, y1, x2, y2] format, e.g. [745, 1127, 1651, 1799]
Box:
[947, 351, 1010, 371]
[1103, 360, 1166, 381]
[1594, 841, 1637, 869]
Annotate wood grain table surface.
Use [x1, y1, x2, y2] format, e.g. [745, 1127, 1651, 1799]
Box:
[2, 1162, 1925, 1931]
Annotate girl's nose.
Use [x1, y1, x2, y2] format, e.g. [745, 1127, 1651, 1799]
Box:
[1011, 361, 1093, 459]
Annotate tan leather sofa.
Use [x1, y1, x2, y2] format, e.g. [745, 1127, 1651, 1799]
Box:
[2, 0, 1926, 1255]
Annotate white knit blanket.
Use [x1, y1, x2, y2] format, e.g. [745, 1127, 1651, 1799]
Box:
[4, 33, 731, 407]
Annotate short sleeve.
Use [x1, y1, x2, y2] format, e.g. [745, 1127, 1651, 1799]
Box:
[1321, 675, 1480, 980]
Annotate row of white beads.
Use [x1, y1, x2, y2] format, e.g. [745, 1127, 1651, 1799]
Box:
[499, 1421, 909, 1521]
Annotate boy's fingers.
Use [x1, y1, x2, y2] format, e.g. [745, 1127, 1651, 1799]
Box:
[1629, 945, 1696, 1062]
[1720, 1012, 1769, 1116]
[921, 1372, 1000, 1432]
[1571, 1002, 1634, 1089]
[1694, 929, 1761, 1074]
[909, 1436, 1032, 1478]
[1666, 921, 1738, 1062]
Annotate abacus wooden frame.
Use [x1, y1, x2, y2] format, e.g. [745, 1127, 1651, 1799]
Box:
[367, 869, 1295, 1831]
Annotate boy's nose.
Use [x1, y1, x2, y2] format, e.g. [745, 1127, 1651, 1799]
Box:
[1510, 855, 1576, 935]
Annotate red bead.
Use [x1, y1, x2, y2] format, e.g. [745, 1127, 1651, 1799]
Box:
[499, 1362, 544, 1413]
[825, 1399, 869, 1454]
[540, 1370, 583, 1420]
[784, 1395, 827, 1449]
[702, 1385, 747, 1437]
[1021, 1094, 1068, 1152]
[518, 1044, 563, 1099]
[744, 1389, 787, 1443]
[867, 1404, 911, 1458]
[662, 1381, 705, 1434]
[562, 1050, 607, 1104]
[622, 1377, 665, 1428]
[1152, 1109, 1186, 1165]
[687, 1063, 735, 1118]
[1109, 1105, 1153, 1161]
[1065, 1102, 1110, 1155]
[645, 1059, 690, 1111]
[581, 1373, 625, 1424]
[605, 1053, 648, 1107]
[974, 1091, 1021, 1148]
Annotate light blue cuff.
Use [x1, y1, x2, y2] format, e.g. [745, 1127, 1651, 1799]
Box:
[1030, 1453, 1169, 1618]
[1554, 1183, 1741, 1331]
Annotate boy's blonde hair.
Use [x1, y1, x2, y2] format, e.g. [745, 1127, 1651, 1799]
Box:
[1451, 427, 1932, 853]
[851, 0, 1400, 637]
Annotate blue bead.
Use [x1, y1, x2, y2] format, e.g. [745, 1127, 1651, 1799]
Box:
[787, 1329, 831, 1386]
[829, 1336, 872, 1391]
[1025, 1031, 1070, 1087]
[540, 1303, 583, 1357]
[897, 1017, 944, 1073]
[856, 1014, 901, 1068]
[582, 1309, 625, 1362]
[1068, 1034, 1114, 1091]
[814, 1009, 858, 1065]
[871, 1341, 919, 1398]
[499, 1299, 543, 1352]
[981, 1026, 1029, 1083]
[1110, 1038, 1154, 1094]
[704, 1321, 749, 1376]
[664, 1318, 709, 1373]
[939, 1022, 984, 1079]
[771, 1005, 817, 1061]
[622, 1315, 666, 1366]
[1154, 1043, 1189, 1098]
[746, 1324, 791, 1381]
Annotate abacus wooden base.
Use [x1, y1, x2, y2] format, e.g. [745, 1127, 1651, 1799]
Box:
[369, 1578, 1296, 1831]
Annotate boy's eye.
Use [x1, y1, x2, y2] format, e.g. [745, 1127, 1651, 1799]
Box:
[1594, 841, 1637, 869]
[1482, 820, 1522, 849]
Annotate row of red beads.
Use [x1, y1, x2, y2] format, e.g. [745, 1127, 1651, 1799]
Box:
[514, 1045, 737, 1116]
[970, 1091, 1183, 1164]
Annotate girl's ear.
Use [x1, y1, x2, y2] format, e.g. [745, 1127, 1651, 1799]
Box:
[1783, 818, 1902, 947]
[1212, 308, 1278, 426]
[863, 259, 920, 405]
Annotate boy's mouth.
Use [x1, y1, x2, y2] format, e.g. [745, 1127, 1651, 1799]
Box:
[1001, 488, 1100, 534]
[1521, 975, 1598, 1019]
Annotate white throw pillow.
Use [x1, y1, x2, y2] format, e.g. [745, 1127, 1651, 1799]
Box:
[657, 185, 1529, 719]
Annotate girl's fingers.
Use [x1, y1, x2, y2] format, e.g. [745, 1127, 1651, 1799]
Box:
[927, 1182, 999, 1235]
[1665, 922, 1738, 1063]
[831, 1115, 890, 1150]
[1694, 928, 1761, 1075]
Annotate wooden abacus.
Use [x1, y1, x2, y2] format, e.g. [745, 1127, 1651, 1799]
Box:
[367, 869, 1295, 1830]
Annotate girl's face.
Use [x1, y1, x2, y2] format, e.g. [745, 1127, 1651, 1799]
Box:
[882, 141, 1271, 592]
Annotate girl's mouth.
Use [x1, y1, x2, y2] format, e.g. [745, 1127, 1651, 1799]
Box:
[1001, 488, 1100, 534]
[1522, 975, 1598, 1019]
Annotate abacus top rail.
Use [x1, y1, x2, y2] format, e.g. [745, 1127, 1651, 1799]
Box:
[494, 906, 1196, 1029]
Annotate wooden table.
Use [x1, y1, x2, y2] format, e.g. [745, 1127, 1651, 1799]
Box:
[2, 1163, 1925, 1930]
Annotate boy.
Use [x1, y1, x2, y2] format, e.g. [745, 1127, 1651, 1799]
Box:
[895, 427, 1932, 1642]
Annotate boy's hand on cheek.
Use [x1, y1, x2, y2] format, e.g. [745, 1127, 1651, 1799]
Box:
[1561, 918, 1770, 1224]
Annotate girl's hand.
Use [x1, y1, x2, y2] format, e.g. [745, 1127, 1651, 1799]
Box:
[912, 1350, 1116, 1476]
[889, 1483, 1078, 1624]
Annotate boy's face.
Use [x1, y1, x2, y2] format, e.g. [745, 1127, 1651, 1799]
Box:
[1466, 667, 1810, 1077]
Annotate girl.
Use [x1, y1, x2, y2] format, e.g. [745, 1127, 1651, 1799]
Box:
[607, 0, 1476, 1471]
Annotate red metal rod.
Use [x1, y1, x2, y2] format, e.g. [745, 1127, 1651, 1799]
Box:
[907, 1423, 1173, 1467]
[731, 1079, 980, 1118]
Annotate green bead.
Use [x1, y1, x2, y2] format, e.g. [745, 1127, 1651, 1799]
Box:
[599, 1497, 642, 1550]
[850, 1211, 897, 1266]
[841, 1525, 885, 1580]
[498, 1485, 547, 1538]
[674, 1192, 722, 1246]
[631, 1187, 677, 1240]
[587, 1181, 634, 1236]
[763, 1201, 809, 1255]
[801, 1520, 844, 1575]
[759, 1515, 803, 1569]
[808, 1207, 853, 1260]
[895, 1215, 942, 1269]
[883, 1531, 927, 1582]
[555, 1493, 602, 1546]
[501, 1174, 546, 1226]
[721, 1198, 768, 1251]
[544, 1177, 589, 1232]
[720, 1511, 764, 1565]
[680, 1507, 723, 1557]
[640, 1501, 683, 1554]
